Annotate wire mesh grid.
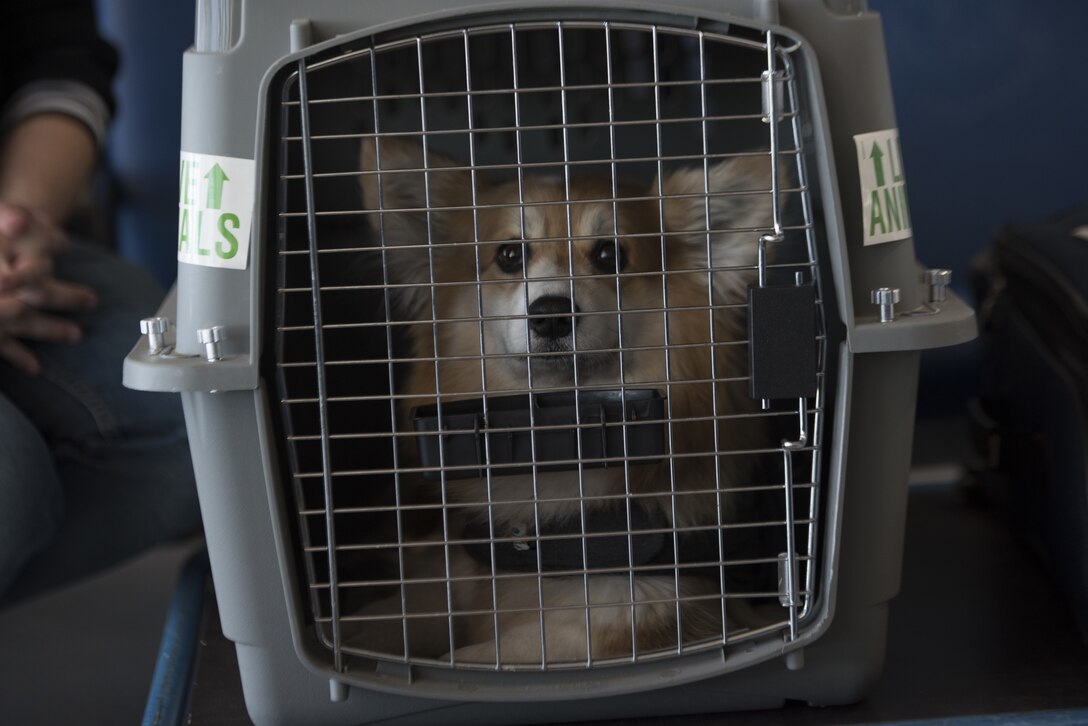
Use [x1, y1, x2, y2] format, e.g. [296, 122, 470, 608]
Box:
[270, 16, 828, 674]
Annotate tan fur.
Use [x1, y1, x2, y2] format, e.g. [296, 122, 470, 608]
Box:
[350, 137, 773, 665]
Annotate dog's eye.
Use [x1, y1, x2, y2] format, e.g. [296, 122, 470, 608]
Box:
[495, 243, 526, 274]
[592, 239, 626, 273]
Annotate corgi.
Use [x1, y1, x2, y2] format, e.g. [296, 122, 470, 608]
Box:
[350, 136, 775, 667]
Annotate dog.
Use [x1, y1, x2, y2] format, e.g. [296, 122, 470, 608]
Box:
[349, 136, 775, 667]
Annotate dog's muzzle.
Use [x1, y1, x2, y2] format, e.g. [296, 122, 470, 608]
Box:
[527, 295, 578, 341]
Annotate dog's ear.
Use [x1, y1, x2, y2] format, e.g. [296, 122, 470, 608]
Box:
[657, 154, 777, 285]
[359, 135, 472, 245]
[359, 137, 472, 315]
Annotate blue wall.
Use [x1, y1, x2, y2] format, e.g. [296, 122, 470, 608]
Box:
[871, 0, 1088, 290]
[97, 0, 193, 287]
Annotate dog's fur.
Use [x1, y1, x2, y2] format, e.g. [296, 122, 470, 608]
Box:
[352, 137, 773, 666]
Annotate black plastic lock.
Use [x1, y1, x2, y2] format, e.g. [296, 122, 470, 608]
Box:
[748, 283, 818, 400]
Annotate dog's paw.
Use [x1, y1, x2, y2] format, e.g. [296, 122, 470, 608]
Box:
[446, 640, 498, 666]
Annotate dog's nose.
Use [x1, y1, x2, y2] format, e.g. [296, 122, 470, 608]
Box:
[527, 296, 578, 339]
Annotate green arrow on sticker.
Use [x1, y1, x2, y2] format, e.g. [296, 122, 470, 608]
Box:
[204, 163, 230, 210]
[870, 142, 885, 187]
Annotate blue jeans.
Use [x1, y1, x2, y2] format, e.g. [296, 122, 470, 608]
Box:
[0, 243, 201, 604]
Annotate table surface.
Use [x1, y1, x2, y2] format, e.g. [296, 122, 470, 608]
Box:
[187, 483, 1088, 725]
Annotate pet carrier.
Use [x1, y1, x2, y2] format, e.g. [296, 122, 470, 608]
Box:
[125, 0, 976, 723]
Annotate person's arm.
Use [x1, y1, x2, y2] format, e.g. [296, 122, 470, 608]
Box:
[0, 114, 99, 375]
[0, 0, 115, 374]
[0, 0, 118, 225]
[0, 112, 98, 224]
[0, 110, 101, 296]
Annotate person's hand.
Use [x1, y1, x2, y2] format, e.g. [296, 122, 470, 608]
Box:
[0, 202, 97, 375]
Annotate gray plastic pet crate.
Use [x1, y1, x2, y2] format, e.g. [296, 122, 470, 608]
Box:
[125, 1, 976, 723]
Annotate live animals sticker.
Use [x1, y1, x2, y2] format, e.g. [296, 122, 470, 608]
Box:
[177, 151, 255, 269]
[854, 129, 912, 246]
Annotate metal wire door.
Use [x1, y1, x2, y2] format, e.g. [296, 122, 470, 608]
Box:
[271, 14, 828, 676]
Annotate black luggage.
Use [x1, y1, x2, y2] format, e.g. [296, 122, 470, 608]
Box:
[969, 205, 1088, 640]
[970, 204, 1088, 640]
